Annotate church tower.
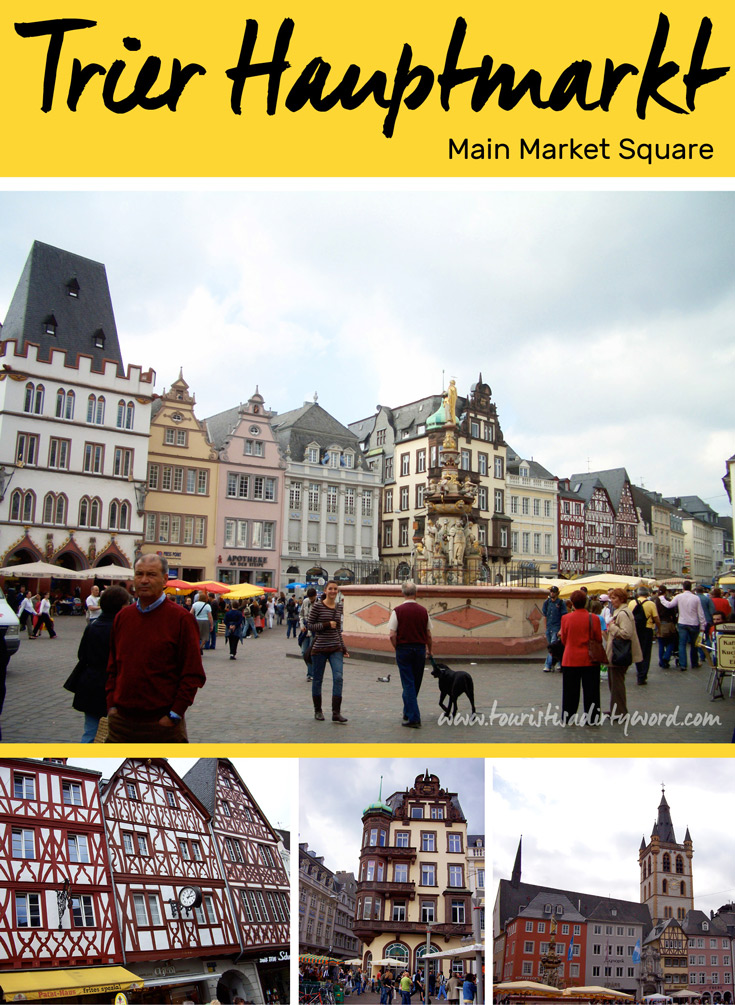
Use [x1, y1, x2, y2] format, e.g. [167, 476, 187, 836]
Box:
[638, 788, 693, 922]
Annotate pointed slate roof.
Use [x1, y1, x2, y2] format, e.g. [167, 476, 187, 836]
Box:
[506, 445, 555, 480]
[182, 757, 281, 843]
[1, 240, 124, 370]
[654, 790, 676, 844]
[511, 836, 522, 888]
[569, 468, 632, 514]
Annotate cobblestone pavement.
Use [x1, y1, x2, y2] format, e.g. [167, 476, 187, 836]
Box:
[2, 617, 733, 745]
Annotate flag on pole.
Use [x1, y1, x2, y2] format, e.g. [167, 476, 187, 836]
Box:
[568, 937, 575, 961]
[633, 939, 641, 964]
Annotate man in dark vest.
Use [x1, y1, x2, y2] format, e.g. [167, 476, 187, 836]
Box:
[388, 581, 432, 729]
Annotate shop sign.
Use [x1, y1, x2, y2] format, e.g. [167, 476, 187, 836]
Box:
[226, 555, 268, 567]
[115, 995, 128, 1005]
[258, 950, 290, 963]
[158, 551, 183, 559]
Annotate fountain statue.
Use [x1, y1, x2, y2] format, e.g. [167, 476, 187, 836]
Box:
[415, 380, 483, 585]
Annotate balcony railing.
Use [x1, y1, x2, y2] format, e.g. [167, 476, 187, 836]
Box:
[361, 844, 417, 860]
[356, 880, 416, 898]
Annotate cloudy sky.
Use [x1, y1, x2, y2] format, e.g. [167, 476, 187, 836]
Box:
[300, 757, 485, 875]
[493, 758, 735, 918]
[0, 189, 732, 515]
[67, 756, 293, 832]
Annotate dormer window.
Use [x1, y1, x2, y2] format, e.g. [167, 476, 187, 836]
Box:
[67, 278, 80, 297]
[702, 922, 709, 931]
[93, 328, 106, 349]
[44, 314, 57, 336]
[556, 905, 564, 915]
[544, 904, 552, 914]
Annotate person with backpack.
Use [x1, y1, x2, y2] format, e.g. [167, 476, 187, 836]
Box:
[628, 586, 660, 686]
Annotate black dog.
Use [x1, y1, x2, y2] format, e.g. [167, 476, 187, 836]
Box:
[431, 660, 476, 716]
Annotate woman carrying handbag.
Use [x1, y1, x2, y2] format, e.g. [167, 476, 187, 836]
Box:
[605, 588, 643, 719]
[559, 589, 604, 726]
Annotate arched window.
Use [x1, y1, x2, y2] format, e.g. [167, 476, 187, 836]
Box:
[22, 491, 35, 523]
[384, 943, 409, 969]
[119, 501, 130, 530]
[79, 497, 89, 527]
[675, 855, 684, 874]
[55, 495, 67, 524]
[109, 500, 119, 529]
[416, 944, 442, 973]
[65, 389, 75, 419]
[10, 489, 22, 521]
[56, 389, 65, 418]
[662, 879, 667, 893]
[24, 382, 44, 414]
[116, 400, 126, 428]
[87, 394, 105, 424]
[680, 881, 686, 895]
[43, 493, 55, 524]
[662, 853, 671, 873]
[89, 498, 100, 527]
[126, 401, 134, 429]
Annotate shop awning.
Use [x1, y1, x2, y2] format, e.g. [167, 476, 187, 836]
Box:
[1, 965, 144, 1000]
[141, 972, 227, 988]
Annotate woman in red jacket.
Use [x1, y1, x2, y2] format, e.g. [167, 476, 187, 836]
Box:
[559, 588, 603, 726]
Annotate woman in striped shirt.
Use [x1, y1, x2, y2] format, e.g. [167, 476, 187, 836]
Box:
[308, 580, 349, 722]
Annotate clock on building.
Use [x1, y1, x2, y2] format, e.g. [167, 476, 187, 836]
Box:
[178, 886, 202, 911]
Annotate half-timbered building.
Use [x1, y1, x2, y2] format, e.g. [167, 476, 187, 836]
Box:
[183, 758, 290, 1004]
[0, 757, 142, 1003]
[102, 758, 248, 1005]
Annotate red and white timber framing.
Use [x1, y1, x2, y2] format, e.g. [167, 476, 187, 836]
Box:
[0, 758, 123, 969]
[101, 759, 240, 964]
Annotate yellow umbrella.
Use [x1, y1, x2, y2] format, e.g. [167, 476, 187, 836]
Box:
[558, 574, 654, 598]
[563, 989, 634, 1000]
[494, 981, 562, 996]
[718, 574, 735, 585]
[223, 582, 267, 600]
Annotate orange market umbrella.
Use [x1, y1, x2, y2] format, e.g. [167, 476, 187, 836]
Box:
[187, 581, 231, 594]
[164, 579, 194, 593]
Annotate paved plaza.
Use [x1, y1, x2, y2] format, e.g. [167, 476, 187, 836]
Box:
[2, 617, 733, 744]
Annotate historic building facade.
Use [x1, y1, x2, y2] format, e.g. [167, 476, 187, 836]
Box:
[352, 771, 473, 977]
[272, 398, 380, 585]
[0, 758, 134, 1002]
[144, 372, 218, 581]
[183, 758, 290, 1002]
[349, 376, 511, 576]
[506, 448, 559, 575]
[101, 758, 245, 1004]
[0, 242, 154, 572]
[205, 390, 285, 589]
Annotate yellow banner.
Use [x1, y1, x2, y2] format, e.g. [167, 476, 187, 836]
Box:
[1, 0, 732, 176]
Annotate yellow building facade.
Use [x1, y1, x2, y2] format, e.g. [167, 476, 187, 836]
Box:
[142, 372, 219, 580]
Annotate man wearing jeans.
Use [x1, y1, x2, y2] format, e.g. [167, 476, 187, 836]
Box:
[388, 581, 432, 729]
[658, 581, 706, 670]
[542, 586, 566, 671]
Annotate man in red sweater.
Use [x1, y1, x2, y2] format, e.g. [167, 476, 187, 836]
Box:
[388, 581, 432, 729]
[106, 554, 206, 742]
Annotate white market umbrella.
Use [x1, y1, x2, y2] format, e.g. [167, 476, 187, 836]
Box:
[0, 560, 82, 579]
[71, 563, 135, 580]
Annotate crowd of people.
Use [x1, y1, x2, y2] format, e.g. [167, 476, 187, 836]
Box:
[541, 580, 735, 725]
[299, 962, 478, 1003]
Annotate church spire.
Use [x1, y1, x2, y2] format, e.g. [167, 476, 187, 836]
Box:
[511, 836, 522, 888]
[655, 785, 676, 843]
